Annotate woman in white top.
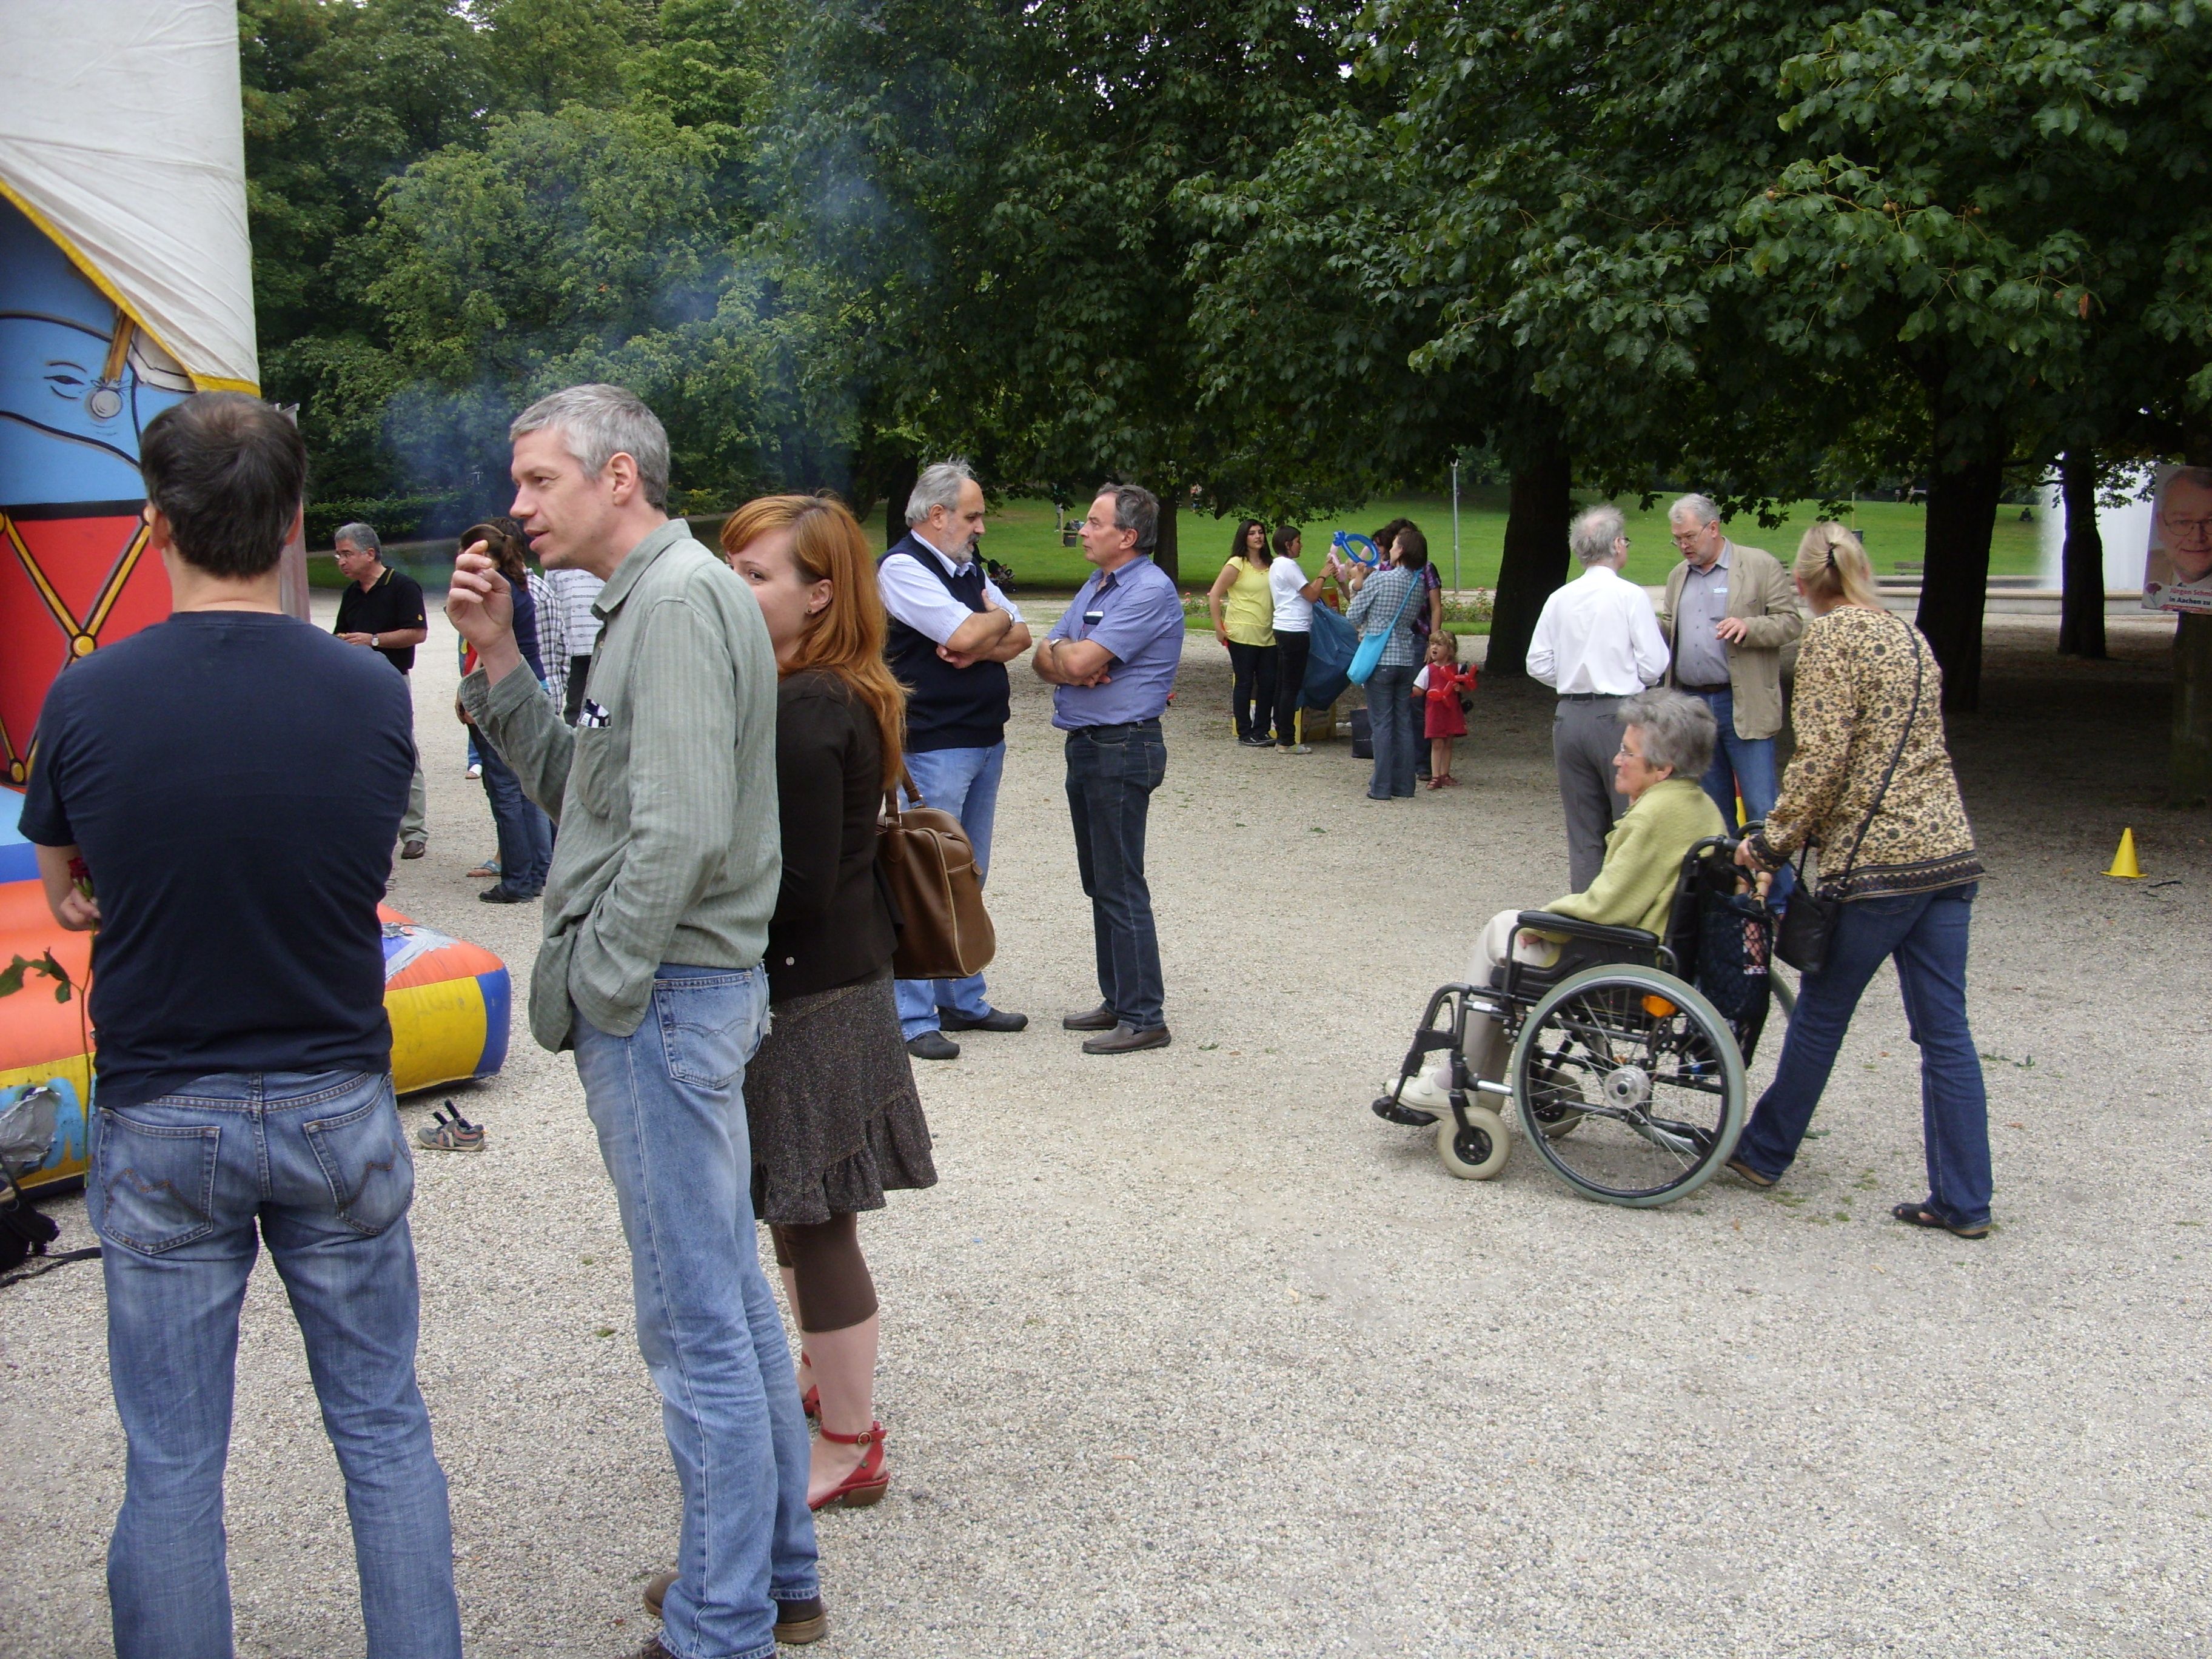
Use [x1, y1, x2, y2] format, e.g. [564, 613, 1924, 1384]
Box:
[1265, 525, 1327, 752]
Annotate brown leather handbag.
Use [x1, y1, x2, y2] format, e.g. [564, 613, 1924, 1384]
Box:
[876, 768, 996, 980]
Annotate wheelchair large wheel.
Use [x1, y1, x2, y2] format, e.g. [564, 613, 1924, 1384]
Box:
[1509, 964, 1746, 1207]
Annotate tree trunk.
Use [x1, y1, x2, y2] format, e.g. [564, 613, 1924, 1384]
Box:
[1486, 444, 1574, 679]
[1915, 453, 2004, 712]
[880, 454, 918, 551]
[2057, 449, 2106, 659]
[1153, 489, 1179, 585]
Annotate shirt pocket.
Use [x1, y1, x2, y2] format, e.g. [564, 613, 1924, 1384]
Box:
[569, 725, 623, 819]
[92, 1111, 220, 1255]
[302, 1089, 416, 1237]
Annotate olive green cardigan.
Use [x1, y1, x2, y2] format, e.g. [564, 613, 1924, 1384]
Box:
[1542, 777, 1726, 938]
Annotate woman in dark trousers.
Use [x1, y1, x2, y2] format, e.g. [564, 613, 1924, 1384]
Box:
[1267, 525, 1326, 752]
[1732, 522, 1992, 1236]
[720, 493, 937, 1509]
[458, 517, 552, 903]
[1205, 518, 1279, 743]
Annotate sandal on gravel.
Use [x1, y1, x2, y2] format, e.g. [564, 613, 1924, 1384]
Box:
[1891, 1201, 1990, 1239]
[416, 1103, 484, 1153]
[810, 1421, 889, 1510]
[1724, 1156, 1775, 1188]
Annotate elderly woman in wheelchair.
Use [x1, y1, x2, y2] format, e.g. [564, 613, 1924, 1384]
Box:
[1377, 689, 1774, 1205]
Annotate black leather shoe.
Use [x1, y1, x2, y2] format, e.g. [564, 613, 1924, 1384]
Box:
[937, 1006, 1028, 1033]
[1081, 1022, 1171, 1054]
[904, 1030, 960, 1061]
[478, 883, 537, 903]
[1061, 1002, 1118, 1031]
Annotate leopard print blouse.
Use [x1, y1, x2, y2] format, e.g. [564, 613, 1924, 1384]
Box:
[1748, 606, 1982, 900]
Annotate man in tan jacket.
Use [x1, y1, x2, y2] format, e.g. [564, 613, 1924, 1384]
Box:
[1659, 494, 1803, 896]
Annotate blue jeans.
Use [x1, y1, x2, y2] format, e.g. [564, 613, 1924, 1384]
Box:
[1735, 883, 1992, 1228]
[894, 742, 1005, 1037]
[88, 1070, 460, 1659]
[1065, 722, 1168, 1030]
[1684, 687, 1794, 908]
[478, 728, 553, 893]
[571, 964, 817, 1659]
[1366, 663, 1419, 799]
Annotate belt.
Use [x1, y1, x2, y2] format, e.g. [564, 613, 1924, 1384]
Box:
[1557, 691, 1626, 702]
[1679, 682, 1730, 694]
[1071, 717, 1162, 735]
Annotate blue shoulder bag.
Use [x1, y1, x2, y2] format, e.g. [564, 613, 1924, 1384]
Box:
[1347, 572, 1418, 686]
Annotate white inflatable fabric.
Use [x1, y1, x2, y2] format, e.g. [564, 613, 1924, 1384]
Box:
[0, 0, 258, 392]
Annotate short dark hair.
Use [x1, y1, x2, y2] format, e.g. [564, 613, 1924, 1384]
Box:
[1394, 526, 1429, 570]
[1101, 483, 1159, 552]
[138, 394, 304, 579]
[1272, 523, 1302, 557]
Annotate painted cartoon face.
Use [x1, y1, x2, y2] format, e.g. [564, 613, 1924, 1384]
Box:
[0, 199, 191, 508]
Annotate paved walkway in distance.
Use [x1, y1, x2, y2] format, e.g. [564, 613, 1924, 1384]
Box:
[4, 606, 2206, 1657]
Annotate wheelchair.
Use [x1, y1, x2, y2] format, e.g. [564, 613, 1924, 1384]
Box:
[1372, 835, 1780, 1207]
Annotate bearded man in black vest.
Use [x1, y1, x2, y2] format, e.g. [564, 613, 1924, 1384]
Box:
[879, 459, 1034, 1060]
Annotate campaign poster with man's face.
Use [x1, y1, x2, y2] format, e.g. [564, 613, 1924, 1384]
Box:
[2142, 464, 2212, 613]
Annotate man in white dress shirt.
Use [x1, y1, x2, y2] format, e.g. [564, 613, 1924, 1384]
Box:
[879, 459, 1034, 1061]
[1526, 504, 1670, 890]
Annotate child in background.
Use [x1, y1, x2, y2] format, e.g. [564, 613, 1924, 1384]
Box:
[1415, 630, 1475, 789]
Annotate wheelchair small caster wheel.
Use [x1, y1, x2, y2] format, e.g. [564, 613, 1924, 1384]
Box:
[1436, 1107, 1509, 1181]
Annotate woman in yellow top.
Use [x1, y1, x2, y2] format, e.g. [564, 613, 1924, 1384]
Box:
[1206, 518, 1279, 745]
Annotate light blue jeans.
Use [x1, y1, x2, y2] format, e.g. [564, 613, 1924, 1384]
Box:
[894, 742, 1005, 1037]
[1685, 686, 1794, 908]
[89, 1070, 460, 1659]
[571, 964, 818, 1659]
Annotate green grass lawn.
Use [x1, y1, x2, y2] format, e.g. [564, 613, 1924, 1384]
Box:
[974, 489, 2047, 594]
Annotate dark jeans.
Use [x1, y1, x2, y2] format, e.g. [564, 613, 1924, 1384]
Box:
[1065, 721, 1168, 1029]
[1365, 663, 1418, 798]
[1273, 629, 1312, 745]
[1735, 882, 1992, 1228]
[1227, 640, 1278, 740]
[478, 729, 552, 894]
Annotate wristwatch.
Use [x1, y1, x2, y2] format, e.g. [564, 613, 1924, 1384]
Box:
[370, 632, 380, 648]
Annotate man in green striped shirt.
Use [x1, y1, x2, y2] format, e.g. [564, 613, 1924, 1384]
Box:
[450, 384, 823, 1654]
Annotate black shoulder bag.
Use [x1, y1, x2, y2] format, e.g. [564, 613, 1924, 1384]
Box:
[1774, 621, 1925, 976]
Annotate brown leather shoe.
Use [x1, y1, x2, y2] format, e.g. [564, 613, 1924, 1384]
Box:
[400, 838, 427, 860]
[1061, 1002, 1118, 1031]
[1081, 1022, 1171, 1055]
[643, 1574, 827, 1645]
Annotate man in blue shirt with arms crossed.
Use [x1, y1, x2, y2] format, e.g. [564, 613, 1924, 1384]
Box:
[22, 394, 461, 1659]
[1033, 483, 1185, 1054]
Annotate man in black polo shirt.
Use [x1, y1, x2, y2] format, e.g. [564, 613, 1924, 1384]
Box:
[334, 521, 431, 858]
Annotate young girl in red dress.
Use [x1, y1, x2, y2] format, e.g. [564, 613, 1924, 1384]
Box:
[1416, 631, 1475, 788]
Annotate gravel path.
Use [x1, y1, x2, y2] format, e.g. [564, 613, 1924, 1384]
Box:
[4, 600, 2207, 1657]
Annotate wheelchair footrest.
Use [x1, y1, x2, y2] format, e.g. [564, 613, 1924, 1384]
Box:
[1372, 1094, 1438, 1127]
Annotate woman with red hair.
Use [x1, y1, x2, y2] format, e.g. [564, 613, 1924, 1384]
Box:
[719, 494, 937, 1512]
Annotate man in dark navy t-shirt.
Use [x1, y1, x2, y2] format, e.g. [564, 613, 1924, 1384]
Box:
[19, 394, 461, 1659]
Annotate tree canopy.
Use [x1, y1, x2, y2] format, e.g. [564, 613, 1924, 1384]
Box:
[241, 0, 2212, 704]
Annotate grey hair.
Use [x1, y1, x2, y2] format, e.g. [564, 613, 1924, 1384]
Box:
[905, 458, 977, 525]
[1619, 688, 1717, 780]
[1670, 492, 1721, 528]
[1569, 504, 1626, 565]
[1103, 482, 1159, 552]
[2160, 466, 2212, 501]
[333, 521, 381, 555]
[510, 383, 670, 509]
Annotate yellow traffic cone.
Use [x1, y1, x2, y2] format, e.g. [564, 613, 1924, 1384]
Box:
[2105, 827, 2143, 879]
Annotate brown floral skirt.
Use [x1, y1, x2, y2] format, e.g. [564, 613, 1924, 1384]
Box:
[746, 969, 936, 1226]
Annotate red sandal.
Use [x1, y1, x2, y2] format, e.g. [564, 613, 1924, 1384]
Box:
[796, 1350, 819, 1420]
[809, 1421, 890, 1510]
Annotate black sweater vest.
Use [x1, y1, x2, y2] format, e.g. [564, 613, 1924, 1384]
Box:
[880, 537, 1011, 751]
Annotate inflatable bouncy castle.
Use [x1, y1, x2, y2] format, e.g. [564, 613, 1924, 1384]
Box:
[0, 4, 507, 1195]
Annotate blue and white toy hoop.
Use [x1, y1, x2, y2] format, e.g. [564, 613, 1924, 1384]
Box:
[1333, 532, 1382, 568]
